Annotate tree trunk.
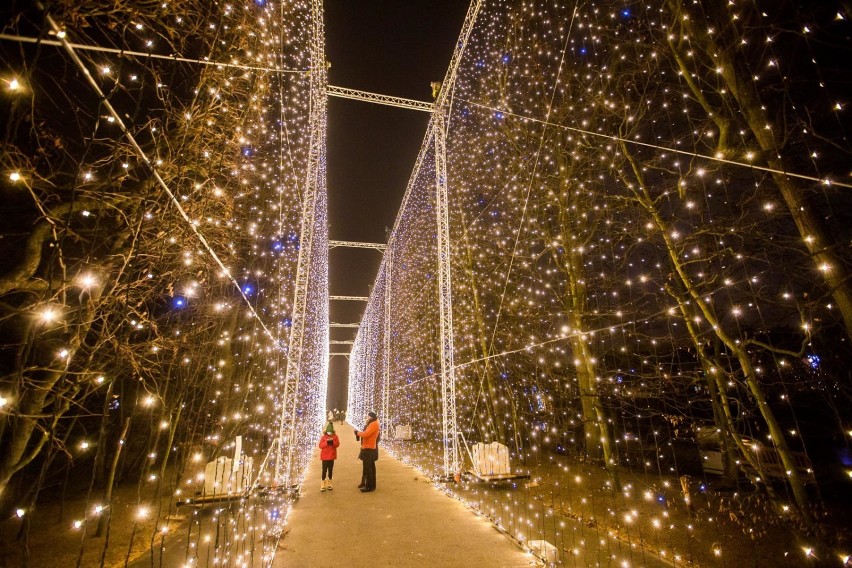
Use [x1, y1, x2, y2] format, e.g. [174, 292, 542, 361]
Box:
[96, 417, 131, 538]
[668, 0, 852, 344]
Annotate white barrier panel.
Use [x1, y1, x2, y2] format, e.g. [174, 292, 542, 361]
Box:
[394, 424, 412, 440]
[472, 441, 511, 475]
[203, 436, 254, 496]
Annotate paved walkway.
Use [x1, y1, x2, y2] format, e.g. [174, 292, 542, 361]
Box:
[273, 423, 534, 567]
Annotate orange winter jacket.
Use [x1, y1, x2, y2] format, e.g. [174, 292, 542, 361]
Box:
[357, 420, 380, 449]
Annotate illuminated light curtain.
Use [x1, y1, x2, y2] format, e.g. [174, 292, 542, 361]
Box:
[348, 1, 851, 565]
[0, 0, 327, 564]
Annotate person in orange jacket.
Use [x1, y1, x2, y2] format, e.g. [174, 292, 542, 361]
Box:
[355, 412, 380, 492]
[318, 422, 340, 492]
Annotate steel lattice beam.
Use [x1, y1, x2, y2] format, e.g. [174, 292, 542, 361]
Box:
[434, 106, 460, 478]
[329, 340, 354, 345]
[431, 0, 483, 479]
[330, 322, 360, 328]
[329, 295, 368, 301]
[327, 84, 433, 112]
[329, 240, 386, 251]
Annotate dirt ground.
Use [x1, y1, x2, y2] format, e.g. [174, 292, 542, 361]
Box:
[0, 476, 189, 568]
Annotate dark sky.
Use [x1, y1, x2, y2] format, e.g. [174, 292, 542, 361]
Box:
[324, 2, 470, 410]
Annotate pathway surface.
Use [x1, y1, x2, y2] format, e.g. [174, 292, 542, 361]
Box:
[273, 423, 535, 568]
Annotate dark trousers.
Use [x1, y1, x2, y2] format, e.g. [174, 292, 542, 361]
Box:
[321, 460, 335, 480]
[361, 451, 377, 490]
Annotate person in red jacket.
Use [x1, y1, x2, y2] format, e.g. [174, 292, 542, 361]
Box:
[318, 422, 340, 492]
[355, 412, 380, 492]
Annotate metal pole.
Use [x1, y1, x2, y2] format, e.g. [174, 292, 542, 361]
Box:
[434, 107, 459, 478]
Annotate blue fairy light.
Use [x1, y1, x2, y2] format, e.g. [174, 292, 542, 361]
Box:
[494, 111, 504, 120]
[806, 353, 820, 369]
[172, 295, 187, 309]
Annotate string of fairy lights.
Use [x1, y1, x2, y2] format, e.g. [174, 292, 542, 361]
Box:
[1, 0, 327, 565]
[349, 0, 851, 566]
[2, 0, 850, 565]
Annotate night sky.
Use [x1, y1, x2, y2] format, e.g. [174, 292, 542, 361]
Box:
[324, 2, 470, 410]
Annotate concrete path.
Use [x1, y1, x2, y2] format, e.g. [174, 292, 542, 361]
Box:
[273, 423, 535, 568]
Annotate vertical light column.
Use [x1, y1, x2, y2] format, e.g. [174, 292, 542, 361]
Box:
[381, 251, 393, 431]
[430, 0, 482, 480]
[434, 107, 460, 478]
[349, 321, 367, 424]
[276, 0, 328, 487]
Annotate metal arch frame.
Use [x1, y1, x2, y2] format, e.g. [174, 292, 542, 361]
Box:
[329, 0, 483, 480]
[327, 85, 433, 112]
[338, 0, 482, 480]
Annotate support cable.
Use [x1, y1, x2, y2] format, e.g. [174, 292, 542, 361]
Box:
[0, 32, 307, 74]
[457, 99, 852, 190]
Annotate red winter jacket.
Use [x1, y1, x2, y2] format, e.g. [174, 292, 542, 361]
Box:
[318, 433, 340, 460]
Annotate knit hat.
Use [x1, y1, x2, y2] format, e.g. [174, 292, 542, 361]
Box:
[325, 421, 335, 434]
[367, 411, 377, 419]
